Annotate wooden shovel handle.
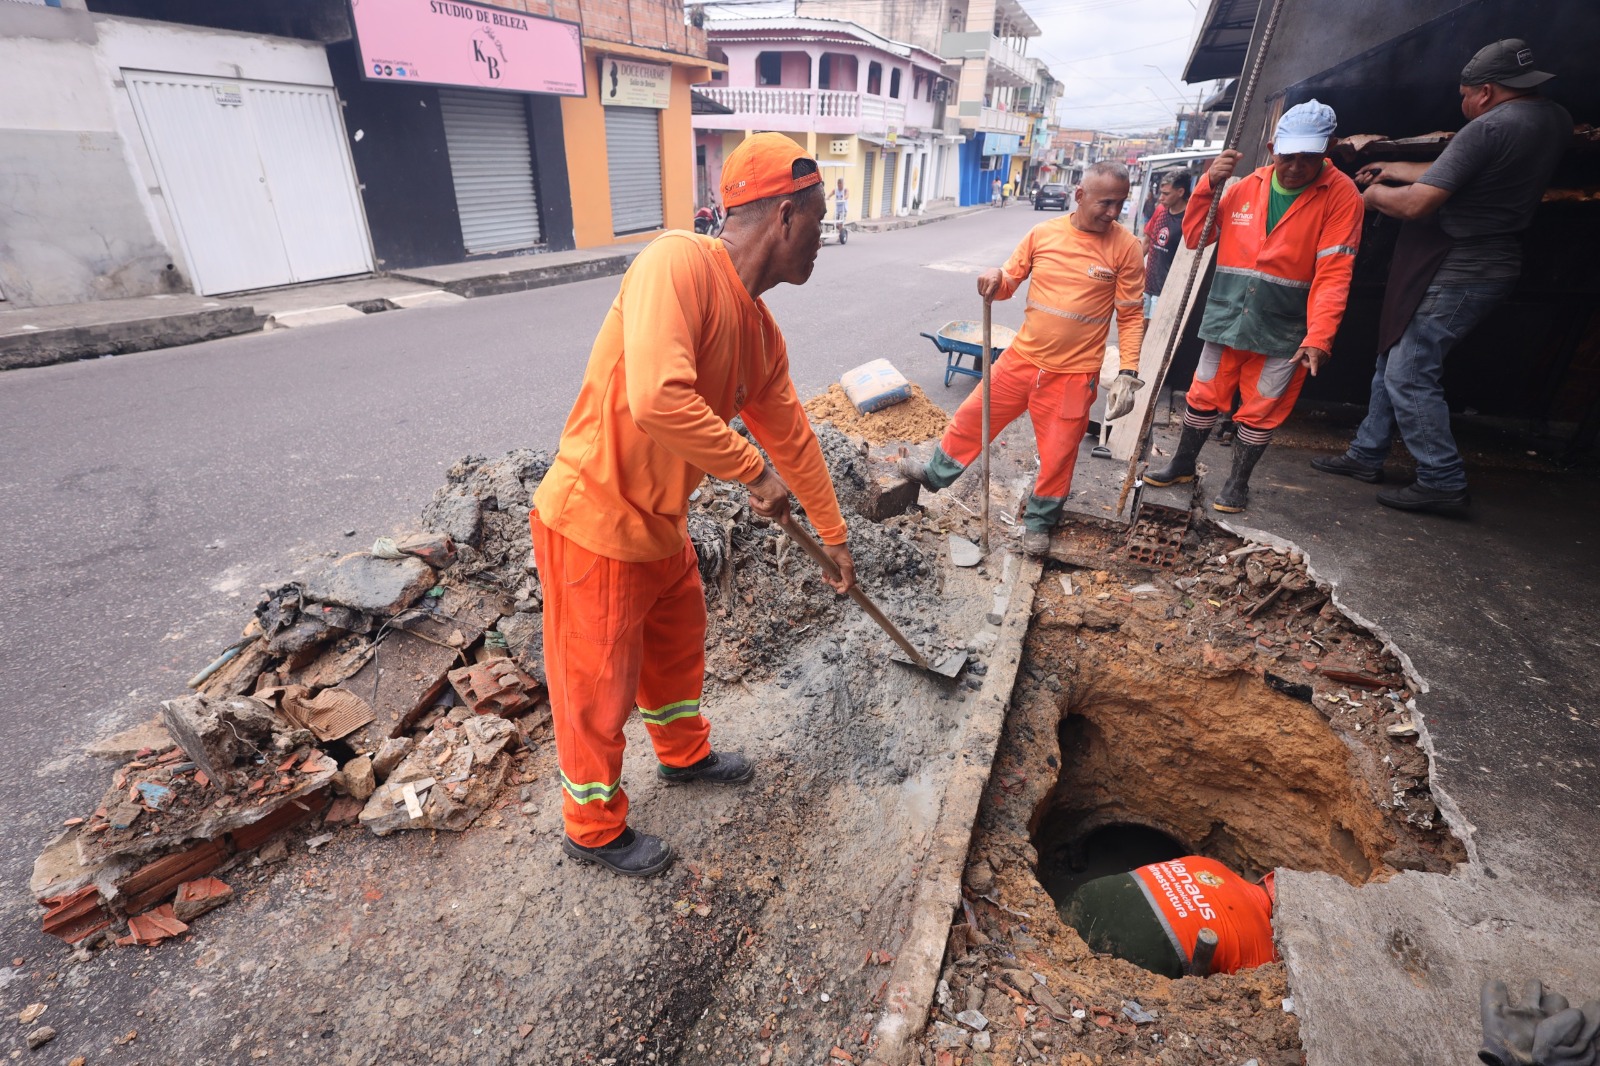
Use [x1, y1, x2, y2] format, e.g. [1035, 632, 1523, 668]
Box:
[776, 515, 932, 670]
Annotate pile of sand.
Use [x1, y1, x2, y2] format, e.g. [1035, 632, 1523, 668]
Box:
[803, 383, 951, 445]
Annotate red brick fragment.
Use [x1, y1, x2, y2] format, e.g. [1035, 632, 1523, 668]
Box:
[40, 886, 112, 945]
[120, 840, 229, 916]
[448, 660, 542, 717]
[117, 904, 188, 946]
[172, 877, 233, 922]
[228, 786, 331, 853]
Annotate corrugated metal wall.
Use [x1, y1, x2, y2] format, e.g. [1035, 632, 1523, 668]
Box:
[439, 89, 544, 254]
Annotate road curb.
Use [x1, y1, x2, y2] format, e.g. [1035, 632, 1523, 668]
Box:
[854, 206, 992, 234]
[391, 252, 639, 299]
[0, 307, 268, 372]
[867, 550, 1044, 1065]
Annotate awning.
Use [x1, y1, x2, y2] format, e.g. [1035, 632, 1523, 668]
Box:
[858, 134, 901, 149]
[690, 90, 734, 116]
[1183, 0, 1260, 83]
[1202, 79, 1237, 112]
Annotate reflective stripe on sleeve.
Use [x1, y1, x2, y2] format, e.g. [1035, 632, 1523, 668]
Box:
[1214, 265, 1312, 291]
[1315, 245, 1358, 259]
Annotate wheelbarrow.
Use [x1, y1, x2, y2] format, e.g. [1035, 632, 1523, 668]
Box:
[921, 319, 1018, 387]
[821, 219, 849, 245]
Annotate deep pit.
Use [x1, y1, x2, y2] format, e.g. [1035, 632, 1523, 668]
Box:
[924, 519, 1467, 1066]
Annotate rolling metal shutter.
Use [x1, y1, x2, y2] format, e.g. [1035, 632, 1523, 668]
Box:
[862, 151, 876, 219]
[880, 150, 898, 217]
[605, 106, 664, 236]
[439, 89, 541, 254]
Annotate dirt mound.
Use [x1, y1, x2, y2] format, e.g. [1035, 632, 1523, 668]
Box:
[803, 383, 950, 445]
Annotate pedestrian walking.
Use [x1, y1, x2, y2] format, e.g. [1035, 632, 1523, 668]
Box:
[1310, 39, 1571, 515]
[529, 134, 856, 877]
[1141, 172, 1190, 319]
[1145, 100, 1364, 513]
[992, 177, 1002, 206]
[900, 162, 1148, 556]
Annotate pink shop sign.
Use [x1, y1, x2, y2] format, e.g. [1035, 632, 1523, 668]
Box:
[351, 0, 586, 97]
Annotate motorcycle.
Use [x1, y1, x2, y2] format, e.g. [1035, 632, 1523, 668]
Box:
[693, 206, 724, 237]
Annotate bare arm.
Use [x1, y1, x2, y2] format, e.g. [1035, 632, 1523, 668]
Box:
[1363, 181, 1451, 221]
[1353, 160, 1432, 187]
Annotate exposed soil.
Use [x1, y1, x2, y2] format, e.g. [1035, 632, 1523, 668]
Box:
[918, 515, 1465, 1066]
[804, 384, 951, 445]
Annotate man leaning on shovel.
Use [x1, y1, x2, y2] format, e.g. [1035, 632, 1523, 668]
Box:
[900, 161, 1149, 557]
[528, 134, 856, 878]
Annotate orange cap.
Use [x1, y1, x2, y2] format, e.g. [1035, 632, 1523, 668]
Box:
[720, 133, 822, 208]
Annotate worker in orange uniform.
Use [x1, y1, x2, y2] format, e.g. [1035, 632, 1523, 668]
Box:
[900, 161, 1147, 556]
[1063, 856, 1277, 978]
[1146, 100, 1364, 513]
[529, 134, 856, 878]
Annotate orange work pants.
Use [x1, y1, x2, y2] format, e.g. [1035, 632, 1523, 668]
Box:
[1184, 343, 1308, 433]
[933, 357, 1097, 532]
[530, 513, 712, 848]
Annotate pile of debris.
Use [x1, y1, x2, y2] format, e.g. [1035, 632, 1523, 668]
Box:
[34, 426, 935, 953]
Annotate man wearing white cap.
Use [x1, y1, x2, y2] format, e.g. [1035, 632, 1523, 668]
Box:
[1311, 39, 1570, 515]
[1146, 100, 1364, 513]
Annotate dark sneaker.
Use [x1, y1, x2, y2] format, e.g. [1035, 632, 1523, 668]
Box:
[562, 827, 674, 878]
[1377, 483, 1470, 516]
[657, 751, 755, 786]
[1310, 453, 1384, 484]
[1021, 529, 1050, 557]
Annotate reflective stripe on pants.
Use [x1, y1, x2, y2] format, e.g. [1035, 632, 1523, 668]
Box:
[530, 513, 712, 849]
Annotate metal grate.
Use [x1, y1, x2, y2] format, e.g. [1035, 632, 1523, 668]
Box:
[1124, 501, 1190, 569]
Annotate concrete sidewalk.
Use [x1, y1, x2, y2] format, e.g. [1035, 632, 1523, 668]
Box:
[851, 200, 992, 234]
[0, 241, 651, 372]
[1149, 422, 1600, 1066]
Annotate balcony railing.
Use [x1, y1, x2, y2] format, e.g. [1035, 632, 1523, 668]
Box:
[696, 87, 908, 136]
[987, 36, 1030, 84]
[980, 106, 1028, 135]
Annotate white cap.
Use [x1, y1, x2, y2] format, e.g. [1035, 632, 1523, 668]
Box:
[1273, 99, 1338, 155]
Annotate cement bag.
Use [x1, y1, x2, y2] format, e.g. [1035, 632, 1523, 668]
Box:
[841, 358, 912, 413]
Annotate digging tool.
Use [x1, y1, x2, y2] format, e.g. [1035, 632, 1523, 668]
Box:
[775, 513, 968, 680]
[1090, 413, 1113, 460]
[1187, 927, 1219, 977]
[980, 296, 994, 554]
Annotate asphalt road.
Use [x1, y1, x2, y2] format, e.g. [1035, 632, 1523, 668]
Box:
[0, 204, 1050, 946]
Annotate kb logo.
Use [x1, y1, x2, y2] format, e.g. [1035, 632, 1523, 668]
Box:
[472, 33, 503, 81]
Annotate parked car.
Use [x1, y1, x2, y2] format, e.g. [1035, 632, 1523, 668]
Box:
[1034, 183, 1069, 211]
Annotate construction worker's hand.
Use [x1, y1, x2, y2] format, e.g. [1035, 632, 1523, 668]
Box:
[820, 542, 857, 595]
[1207, 149, 1243, 187]
[1104, 370, 1145, 421]
[1533, 999, 1600, 1066]
[976, 269, 1004, 302]
[1480, 979, 1562, 1066]
[1291, 345, 1330, 376]
[746, 465, 791, 523]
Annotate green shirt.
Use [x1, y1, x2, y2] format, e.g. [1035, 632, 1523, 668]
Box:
[1267, 170, 1310, 234]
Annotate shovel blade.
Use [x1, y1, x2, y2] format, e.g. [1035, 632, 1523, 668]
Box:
[890, 648, 969, 679]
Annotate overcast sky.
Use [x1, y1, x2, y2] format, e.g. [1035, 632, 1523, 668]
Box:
[699, 0, 1219, 135]
[1025, 0, 1217, 134]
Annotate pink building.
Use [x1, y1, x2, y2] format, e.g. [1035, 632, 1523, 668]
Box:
[693, 18, 955, 220]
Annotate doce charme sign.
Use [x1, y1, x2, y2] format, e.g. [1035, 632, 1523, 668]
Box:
[351, 0, 586, 97]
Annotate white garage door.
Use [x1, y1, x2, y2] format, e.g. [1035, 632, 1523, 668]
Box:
[125, 71, 372, 296]
[605, 106, 664, 236]
[439, 89, 543, 254]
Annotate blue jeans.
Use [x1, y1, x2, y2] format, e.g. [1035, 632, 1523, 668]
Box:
[1346, 279, 1515, 491]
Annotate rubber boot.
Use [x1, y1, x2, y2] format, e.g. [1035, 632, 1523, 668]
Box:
[1213, 442, 1268, 513]
[1144, 423, 1209, 487]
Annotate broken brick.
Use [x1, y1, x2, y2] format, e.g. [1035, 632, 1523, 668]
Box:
[324, 795, 365, 825]
[172, 877, 233, 922]
[228, 786, 331, 853]
[117, 904, 189, 946]
[448, 659, 542, 718]
[119, 840, 229, 916]
[40, 886, 112, 945]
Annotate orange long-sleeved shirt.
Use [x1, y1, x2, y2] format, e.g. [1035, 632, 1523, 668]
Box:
[532, 232, 847, 563]
[1131, 856, 1277, 975]
[993, 216, 1146, 374]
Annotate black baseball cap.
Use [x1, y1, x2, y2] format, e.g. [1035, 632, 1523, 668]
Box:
[1460, 39, 1554, 89]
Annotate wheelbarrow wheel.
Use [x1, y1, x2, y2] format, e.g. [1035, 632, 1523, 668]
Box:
[839, 225, 848, 245]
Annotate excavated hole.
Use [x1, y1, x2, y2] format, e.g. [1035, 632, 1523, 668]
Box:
[1029, 635, 1465, 926]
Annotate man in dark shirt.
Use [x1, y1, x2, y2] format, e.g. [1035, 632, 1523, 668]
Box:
[1311, 39, 1571, 514]
[1142, 171, 1190, 318]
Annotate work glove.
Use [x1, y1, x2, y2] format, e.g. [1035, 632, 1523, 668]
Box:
[1105, 370, 1144, 421]
[1481, 980, 1600, 1066]
[1532, 1000, 1600, 1066]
